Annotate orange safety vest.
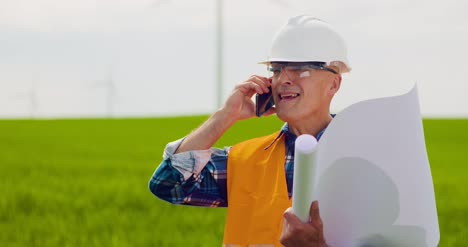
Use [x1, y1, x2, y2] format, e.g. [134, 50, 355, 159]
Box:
[223, 131, 292, 247]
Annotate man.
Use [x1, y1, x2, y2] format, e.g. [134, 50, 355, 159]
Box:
[149, 15, 351, 247]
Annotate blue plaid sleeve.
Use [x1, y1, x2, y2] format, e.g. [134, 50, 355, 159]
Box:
[149, 149, 228, 208]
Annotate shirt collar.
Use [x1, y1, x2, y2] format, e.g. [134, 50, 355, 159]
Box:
[263, 123, 301, 150]
[264, 114, 335, 150]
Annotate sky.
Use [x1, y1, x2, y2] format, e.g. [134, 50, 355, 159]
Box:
[0, 0, 467, 118]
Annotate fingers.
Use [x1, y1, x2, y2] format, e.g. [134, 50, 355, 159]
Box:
[283, 207, 304, 226]
[282, 206, 323, 246]
[280, 208, 289, 243]
[236, 75, 271, 95]
[281, 207, 302, 247]
[249, 75, 271, 93]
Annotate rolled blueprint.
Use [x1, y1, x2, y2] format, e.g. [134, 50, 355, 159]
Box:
[292, 134, 318, 223]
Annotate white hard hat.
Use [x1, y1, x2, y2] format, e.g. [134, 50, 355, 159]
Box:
[261, 15, 351, 73]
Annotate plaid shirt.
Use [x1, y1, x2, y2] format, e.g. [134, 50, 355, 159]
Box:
[149, 123, 327, 208]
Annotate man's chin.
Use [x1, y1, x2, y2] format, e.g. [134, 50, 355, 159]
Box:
[275, 110, 296, 123]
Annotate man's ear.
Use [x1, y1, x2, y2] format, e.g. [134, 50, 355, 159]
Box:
[329, 74, 342, 96]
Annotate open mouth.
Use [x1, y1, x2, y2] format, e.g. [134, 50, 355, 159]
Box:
[279, 93, 300, 100]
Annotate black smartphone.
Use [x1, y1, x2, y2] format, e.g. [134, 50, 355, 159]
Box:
[255, 87, 274, 117]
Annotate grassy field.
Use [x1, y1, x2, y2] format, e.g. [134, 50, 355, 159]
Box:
[0, 116, 466, 246]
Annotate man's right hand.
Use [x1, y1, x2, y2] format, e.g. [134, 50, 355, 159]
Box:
[175, 75, 274, 153]
[221, 75, 275, 122]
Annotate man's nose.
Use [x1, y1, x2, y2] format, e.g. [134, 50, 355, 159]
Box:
[276, 69, 294, 85]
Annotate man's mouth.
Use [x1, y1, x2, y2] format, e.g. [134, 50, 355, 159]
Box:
[279, 93, 300, 100]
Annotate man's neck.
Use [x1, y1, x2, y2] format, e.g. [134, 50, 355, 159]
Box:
[287, 113, 333, 138]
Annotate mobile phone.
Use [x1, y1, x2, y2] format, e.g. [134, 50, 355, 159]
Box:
[255, 87, 274, 117]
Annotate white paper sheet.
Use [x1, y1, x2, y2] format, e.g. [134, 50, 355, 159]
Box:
[293, 85, 439, 247]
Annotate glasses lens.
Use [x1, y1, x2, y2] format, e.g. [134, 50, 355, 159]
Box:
[268, 63, 284, 78]
[268, 64, 282, 72]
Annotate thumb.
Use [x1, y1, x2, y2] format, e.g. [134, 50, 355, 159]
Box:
[309, 201, 323, 227]
[310, 201, 325, 244]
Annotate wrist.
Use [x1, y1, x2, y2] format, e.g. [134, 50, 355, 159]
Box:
[214, 109, 238, 130]
[216, 106, 240, 126]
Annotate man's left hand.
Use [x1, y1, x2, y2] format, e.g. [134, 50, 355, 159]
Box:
[280, 201, 327, 247]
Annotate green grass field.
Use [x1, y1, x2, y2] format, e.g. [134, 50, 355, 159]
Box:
[0, 117, 466, 246]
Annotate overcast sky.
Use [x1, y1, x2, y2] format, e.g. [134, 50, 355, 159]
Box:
[0, 0, 467, 118]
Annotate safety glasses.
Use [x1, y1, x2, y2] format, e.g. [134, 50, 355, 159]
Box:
[267, 62, 338, 80]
